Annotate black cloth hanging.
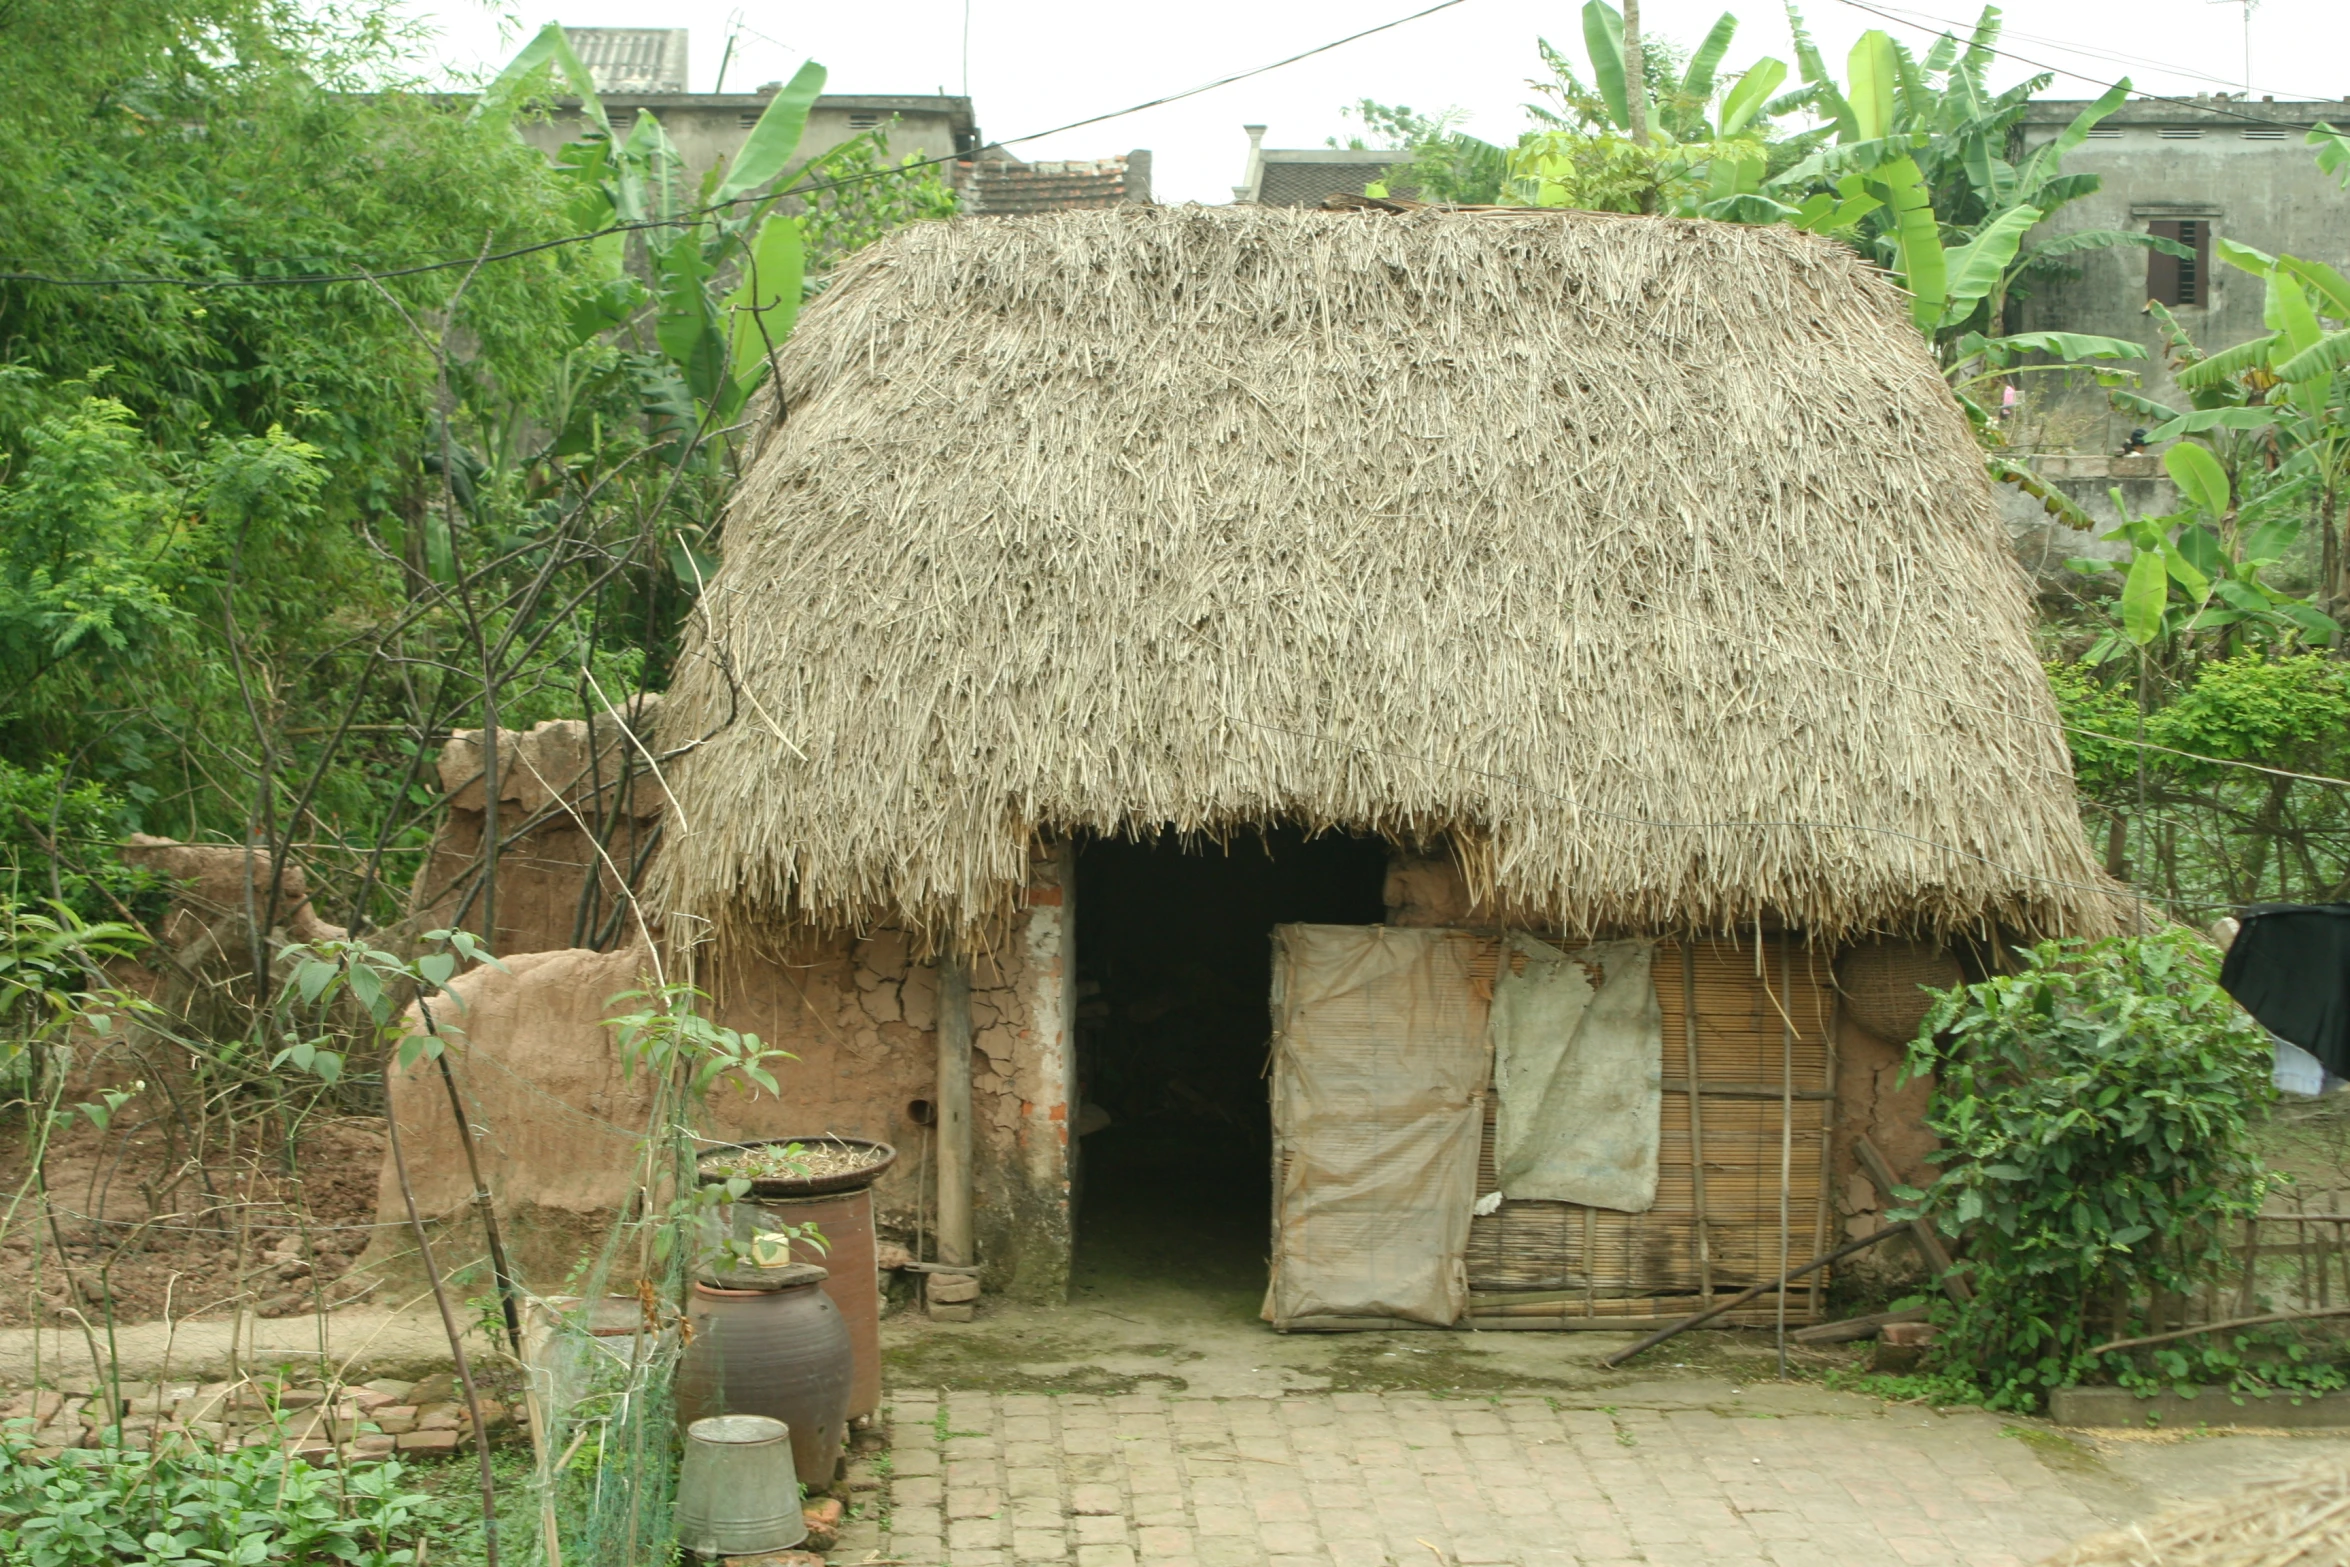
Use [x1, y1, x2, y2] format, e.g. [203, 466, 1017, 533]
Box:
[2220, 903, 2350, 1078]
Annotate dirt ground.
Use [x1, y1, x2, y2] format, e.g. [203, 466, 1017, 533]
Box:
[2258, 1087, 2350, 1196]
[0, 1105, 389, 1327]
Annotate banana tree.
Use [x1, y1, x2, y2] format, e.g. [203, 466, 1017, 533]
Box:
[2086, 438, 2335, 664]
[1513, 2, 1800, 213]
[479, 23, 821, 454]
[2141, 239, 2350, 611]
[1756, 16, 2154, 341]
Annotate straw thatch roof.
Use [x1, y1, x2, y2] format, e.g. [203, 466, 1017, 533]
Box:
[2039, 1455, 2350, 1565]
[652, 204, 2114, 943]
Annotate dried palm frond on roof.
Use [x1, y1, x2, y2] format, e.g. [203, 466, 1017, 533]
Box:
[651, 204, 2114, 944]
[2039, 1456, 2350, 1566]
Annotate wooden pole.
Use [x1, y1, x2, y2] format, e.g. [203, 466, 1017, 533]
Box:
[1811, 975, 1839, 1322]
[2091, 1302, 2350, 1357]
[1600, 1223, 1907, 1367]
[935, 945, 974, 1268]
[1855, 1136, 1973, 1305]
[1623, 0, 1648, 146]
[1681, 945, 1712, 1304]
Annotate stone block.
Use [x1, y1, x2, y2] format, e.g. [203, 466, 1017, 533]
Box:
[930, 1302, 977, 1323]
[928, 1273, 982, 1304]
[396, 1430, 461, 1454]
[802, 1496, 844, 1551]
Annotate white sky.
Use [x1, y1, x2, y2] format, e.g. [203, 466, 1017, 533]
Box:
[390, 0, 2350, 203]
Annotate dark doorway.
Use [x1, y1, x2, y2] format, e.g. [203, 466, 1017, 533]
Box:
[1071, 828, 1389, 1307]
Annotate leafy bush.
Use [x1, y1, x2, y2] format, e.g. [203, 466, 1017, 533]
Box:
[0, 762, 163, 927]
[0, 1437, 440, 1567]
[1895, 929, 2280, 1409]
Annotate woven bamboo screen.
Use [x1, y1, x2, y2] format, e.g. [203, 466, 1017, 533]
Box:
[1464, 935, 1838, 1330]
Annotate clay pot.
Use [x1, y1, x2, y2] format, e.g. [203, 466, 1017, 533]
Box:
[675, 1263, 852, 1491]
[703, 1137, 897, 1426]
[742, 1190, 882, 1422]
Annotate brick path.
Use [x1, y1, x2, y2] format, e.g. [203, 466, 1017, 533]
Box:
[868, 1387, 2122, 1567]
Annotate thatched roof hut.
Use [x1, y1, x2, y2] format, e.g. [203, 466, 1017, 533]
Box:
[653, 204, 2106, 945]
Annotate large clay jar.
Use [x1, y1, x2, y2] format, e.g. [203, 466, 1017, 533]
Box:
[675, 1262, 853, 1492]
[704, 1137, 897, 1425]
[744, 1190, 881, 1422]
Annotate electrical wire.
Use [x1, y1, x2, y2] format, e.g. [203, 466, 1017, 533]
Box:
[0, 0, 1471, 292]
[1849, 0, 2339, 105]
[1829, 0, 2347, 131]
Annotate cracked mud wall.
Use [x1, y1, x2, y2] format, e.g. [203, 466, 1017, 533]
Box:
[365, 844, 1078, 1302]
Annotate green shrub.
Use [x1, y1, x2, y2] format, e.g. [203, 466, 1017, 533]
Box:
[0, 1435, 440, 1567]
[1895, 929, 2282, 1409]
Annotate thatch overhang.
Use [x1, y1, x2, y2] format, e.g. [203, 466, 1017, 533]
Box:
[651, 204, 2114, 945]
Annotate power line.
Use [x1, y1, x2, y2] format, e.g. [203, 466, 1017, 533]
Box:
[1830, 0, 2346, 131]
[1854, 0, 2333, 105]
[0, 0, 1470, 293]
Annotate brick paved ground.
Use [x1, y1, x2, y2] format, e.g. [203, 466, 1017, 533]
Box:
[861, 1386, 2126, 1567]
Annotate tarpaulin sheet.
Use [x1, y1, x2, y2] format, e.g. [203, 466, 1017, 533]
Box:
[2222, 903, 2350, 1077]
[1266, 924, 1488, 1329]
[1491, 936, 1662, 1212]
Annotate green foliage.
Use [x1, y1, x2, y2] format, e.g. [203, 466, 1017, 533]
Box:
[794, 130, 962, 273]
[605, 982, 794, 1099]
[1894, 932, 2278, 1409]
[0, 902, 151, 1085]
[1817, 1366, 1987, 1407]
[1348, 2, 2139, 357]
[2051, 655, 2350, 918]
[0, 765, 163, 924]
[0, 1437, 440, 1567]
[0, 5, 955, 955]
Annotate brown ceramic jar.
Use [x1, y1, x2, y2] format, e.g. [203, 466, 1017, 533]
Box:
[675, 1262, 853, 1491]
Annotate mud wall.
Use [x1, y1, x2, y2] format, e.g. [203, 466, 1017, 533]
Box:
[410, 712, 662, 959]
[1830, 1010, 1941, 1287]
[365, 844, 1077, 1303]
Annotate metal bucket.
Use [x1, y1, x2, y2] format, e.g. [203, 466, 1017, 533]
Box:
[675, 1414, 806, 1557]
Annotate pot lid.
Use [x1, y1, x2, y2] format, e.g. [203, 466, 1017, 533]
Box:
[697, 1261, 830, 1291]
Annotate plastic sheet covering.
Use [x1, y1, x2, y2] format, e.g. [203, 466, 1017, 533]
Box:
[1491, 935, 1661, 1212]
[1266, 924, 1488, 1328]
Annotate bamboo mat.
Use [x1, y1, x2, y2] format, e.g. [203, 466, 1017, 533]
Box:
[1463, 936, 1837, 1326]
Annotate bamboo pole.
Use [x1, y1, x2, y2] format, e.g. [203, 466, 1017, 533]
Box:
[1584, 1206, 1597, 1319]
[1776, 938, 1794, 1379]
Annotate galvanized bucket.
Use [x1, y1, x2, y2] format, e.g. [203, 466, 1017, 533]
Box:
[675, 1413, 806, 1557]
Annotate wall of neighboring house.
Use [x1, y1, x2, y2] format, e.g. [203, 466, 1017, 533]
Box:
[2012, 97, 2350, 445]
[1231, 126, 1410, 207]
[516, 93, 978, 192]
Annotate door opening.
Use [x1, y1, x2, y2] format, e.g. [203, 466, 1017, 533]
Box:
[1071, 827, 1389, 1305]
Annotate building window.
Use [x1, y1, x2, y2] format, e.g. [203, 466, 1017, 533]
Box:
[2158, 127, 2205, 139]
[2086, 128, 2124, 139]
[2148, 219, 2214, 307]
[848, 111, 883, 131]
[2241, 128, 2291, 140]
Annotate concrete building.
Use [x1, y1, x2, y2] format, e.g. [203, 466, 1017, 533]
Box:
[515, 29, 1147, 216]
[1231, 125, 1409, 207]
[516, 84, 981, 193]
[2012, 94, 2350, 434]
[961, 153, 1152, 214]
[561, 26, 689, 92]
